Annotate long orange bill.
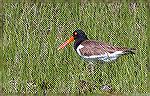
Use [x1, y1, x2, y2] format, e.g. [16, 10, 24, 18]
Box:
[57, 36, 74, 50]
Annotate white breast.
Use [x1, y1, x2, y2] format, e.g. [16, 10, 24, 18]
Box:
[76, 44, 124, 62]
[76, 45, 85, 56]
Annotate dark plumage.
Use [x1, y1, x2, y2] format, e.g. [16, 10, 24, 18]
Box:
[58, 29, 135, 62]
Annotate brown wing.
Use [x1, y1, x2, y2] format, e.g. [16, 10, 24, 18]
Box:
[79, 40, 130, 56]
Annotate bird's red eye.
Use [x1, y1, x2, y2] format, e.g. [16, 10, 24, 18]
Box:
[74, 32, 78, 36]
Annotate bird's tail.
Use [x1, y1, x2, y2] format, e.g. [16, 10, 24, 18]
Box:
[123, 48, 136, 54]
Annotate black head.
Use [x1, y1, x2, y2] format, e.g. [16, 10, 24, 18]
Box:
[58, 29, 88, 50]
[73, 29, 88, 40]
[73, 29, 88, 50]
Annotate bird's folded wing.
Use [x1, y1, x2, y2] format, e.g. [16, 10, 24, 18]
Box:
[79, 40, 129, 56]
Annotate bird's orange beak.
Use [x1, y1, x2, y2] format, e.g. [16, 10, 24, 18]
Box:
[57, 36, 74, 50]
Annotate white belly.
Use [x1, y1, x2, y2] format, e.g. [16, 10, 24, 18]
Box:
[76, 45, 123, 62]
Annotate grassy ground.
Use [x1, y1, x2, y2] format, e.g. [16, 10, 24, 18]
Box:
[1, 1, 150, 95]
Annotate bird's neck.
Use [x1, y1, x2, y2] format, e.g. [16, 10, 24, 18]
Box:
[74, 37, 88, 50]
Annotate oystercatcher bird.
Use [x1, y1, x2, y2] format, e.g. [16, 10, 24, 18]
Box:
[58, 29, 135, 63]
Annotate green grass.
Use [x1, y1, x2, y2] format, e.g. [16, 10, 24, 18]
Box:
[1, 2, 150, 95]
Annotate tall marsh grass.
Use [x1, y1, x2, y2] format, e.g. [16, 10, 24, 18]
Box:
[1, 2, 149, 95]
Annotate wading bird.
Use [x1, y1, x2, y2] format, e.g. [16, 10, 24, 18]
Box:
[58, 29, 135, 91]
[58, 29, 135, 63]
